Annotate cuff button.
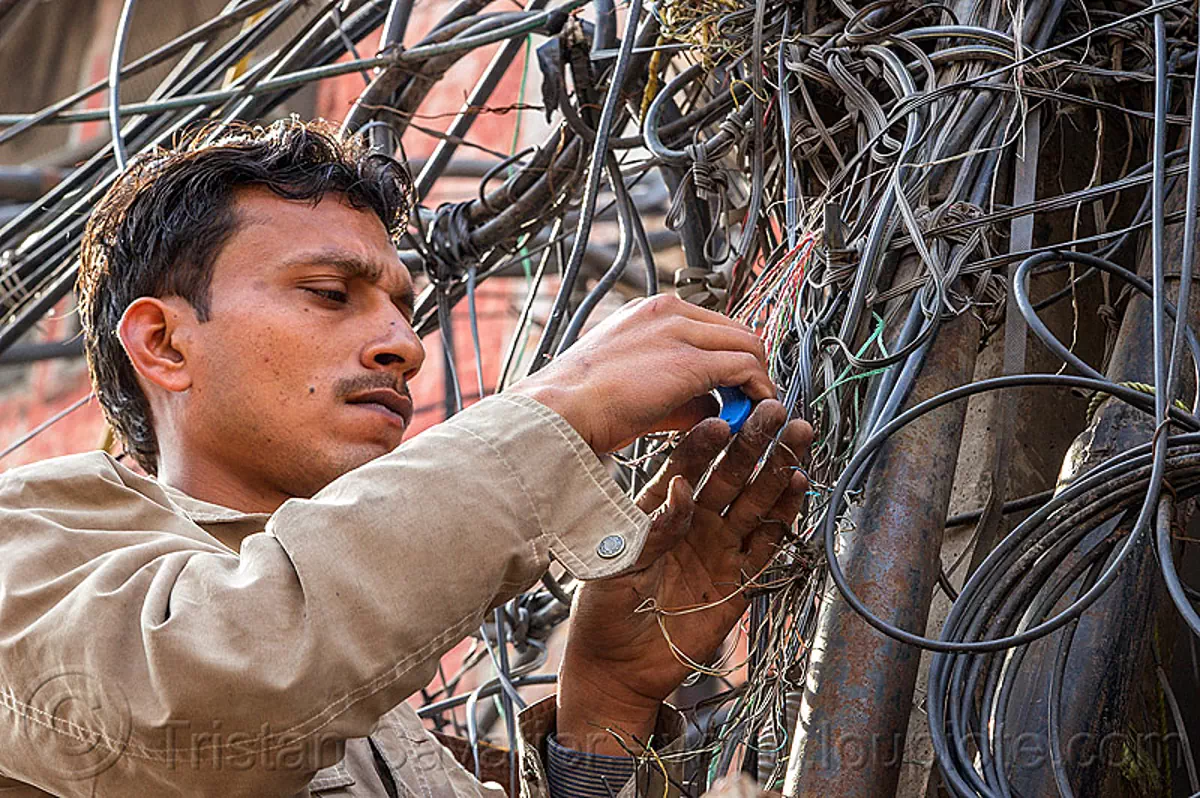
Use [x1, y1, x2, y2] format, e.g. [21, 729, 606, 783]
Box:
[596, 534, 626, 559]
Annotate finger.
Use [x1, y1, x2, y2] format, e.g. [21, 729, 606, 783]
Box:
[633, 475, 695, 569]
[691, 348, 775, 401]
[637, 419, 729, 509]
[722, 438, 799, 538]
[662, 311, 772, 399]
[695, 400, 787, 513]
[673, 319, 768, 370]
[779, 417, 815, 462]
[607, 356, 773, 452]
[743, 470, 809, 573]
[608, 394, 722, 452]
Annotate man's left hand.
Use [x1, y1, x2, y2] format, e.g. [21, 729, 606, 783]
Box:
[556, 400, 812, 754]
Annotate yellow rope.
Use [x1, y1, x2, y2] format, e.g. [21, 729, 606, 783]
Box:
[641, 41, 665, 120]
[1087, 381, 1189, 421]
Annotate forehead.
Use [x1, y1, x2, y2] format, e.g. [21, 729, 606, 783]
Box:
[217, 186, 410, 289]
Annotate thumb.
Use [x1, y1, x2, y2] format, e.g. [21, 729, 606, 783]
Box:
[633, 475, 694, 569]
[650, 393, 722, 434]
[608, 394, 722, 453]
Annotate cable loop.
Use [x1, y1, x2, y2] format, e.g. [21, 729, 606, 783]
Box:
[425, 201, 482, 283]
[663, 172, 693, 230]
[674, 265, 728, 308]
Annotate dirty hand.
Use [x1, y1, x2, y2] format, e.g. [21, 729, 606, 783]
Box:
[507, 295, 774, 453]
[556, 401, 812, 755]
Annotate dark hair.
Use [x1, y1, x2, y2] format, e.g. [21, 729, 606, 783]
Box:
[78, 117, 415, 474]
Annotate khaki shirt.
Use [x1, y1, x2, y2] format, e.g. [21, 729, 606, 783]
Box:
[0, 394, 670, 797]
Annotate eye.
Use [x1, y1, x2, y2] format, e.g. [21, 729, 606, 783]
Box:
[303, 287, 349, 304]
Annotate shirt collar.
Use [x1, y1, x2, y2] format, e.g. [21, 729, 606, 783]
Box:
[159, 483, 273, 526]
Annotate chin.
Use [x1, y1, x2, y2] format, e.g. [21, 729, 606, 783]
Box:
[306, 426, 404, 484]
[337, 441, 400, 475]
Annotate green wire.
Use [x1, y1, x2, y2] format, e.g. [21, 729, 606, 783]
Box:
[810, 313, 888, 410]
[806, 313, 891, 453]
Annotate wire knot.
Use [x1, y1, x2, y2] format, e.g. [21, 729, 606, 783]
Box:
[920, 201, 987, 244]
[686, 143, 728, 200]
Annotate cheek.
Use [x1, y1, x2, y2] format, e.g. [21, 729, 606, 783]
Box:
[244, 317, 299, 366]
[203, 322, 314, 397]
[196, 303, 351, 409]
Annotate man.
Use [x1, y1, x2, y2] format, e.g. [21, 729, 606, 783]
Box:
[0, 119, 811, 797]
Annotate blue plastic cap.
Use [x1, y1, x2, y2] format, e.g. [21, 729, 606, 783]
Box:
[714, 386, 753, 434]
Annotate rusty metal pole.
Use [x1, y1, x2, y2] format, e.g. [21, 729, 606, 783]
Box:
[783, 308, 980, 798]
[1003, 177, 1200, 797]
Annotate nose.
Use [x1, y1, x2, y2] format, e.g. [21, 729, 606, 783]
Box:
[362, 307, 425, 381]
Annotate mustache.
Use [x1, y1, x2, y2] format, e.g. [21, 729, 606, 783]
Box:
[334, 373, 411, 401]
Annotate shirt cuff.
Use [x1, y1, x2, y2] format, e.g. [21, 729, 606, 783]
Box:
[444, 393, 652, 580]
[546, 733, 636, 798]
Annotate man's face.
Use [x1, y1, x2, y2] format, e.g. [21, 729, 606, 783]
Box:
[175, 187, 424, 500]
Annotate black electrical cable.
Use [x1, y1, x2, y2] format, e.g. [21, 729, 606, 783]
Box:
[556, 156, 637, 351]
[525, 0, 643, 373]
[413, 0, 550, 198]
[824, 374, 1199, 655]
[1014, 250, 1200, 407]
[641, 63, 708, 166]
[929, 455, 1200, 796]
[0, 0, 282, 148]
[1153, 14, 1200, 638]
[108, 0, 140, 171]
[417, 673, 555, 720]
[944, 488, 1056, 528]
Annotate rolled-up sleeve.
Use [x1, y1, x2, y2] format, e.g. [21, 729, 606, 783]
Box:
[0, 393, 649, 797]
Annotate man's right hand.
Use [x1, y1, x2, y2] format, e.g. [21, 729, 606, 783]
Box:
[508, 295, 774, 453]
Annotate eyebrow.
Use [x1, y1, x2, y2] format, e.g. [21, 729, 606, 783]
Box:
[286, 251, 415, 317]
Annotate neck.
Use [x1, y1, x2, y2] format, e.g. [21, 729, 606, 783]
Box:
[157, 455, 289, 516]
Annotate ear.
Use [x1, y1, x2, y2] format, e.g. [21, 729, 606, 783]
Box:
[117, 297, 196, 394]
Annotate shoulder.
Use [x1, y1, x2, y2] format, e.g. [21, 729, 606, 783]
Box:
[0, 451, 134, 509]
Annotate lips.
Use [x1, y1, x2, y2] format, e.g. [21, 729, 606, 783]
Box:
[346, 388, 413, 428]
